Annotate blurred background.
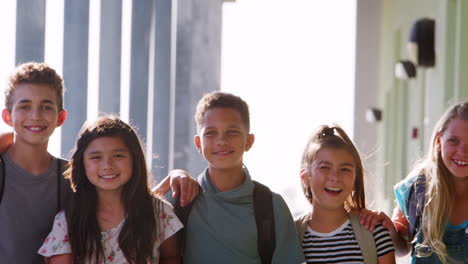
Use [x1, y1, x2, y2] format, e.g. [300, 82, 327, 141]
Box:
[0, 2, 467, 262]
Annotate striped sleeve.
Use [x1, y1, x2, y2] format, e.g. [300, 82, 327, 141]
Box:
[372, 222, 395, 257]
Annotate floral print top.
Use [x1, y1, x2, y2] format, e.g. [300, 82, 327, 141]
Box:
[38, 200, 182, 264]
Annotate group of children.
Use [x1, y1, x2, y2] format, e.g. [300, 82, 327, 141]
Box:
[0, 62, 466, 264]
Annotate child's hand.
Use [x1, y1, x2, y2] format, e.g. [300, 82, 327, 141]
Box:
[359, 208, 395, 233]
[169, 169, 199, 207]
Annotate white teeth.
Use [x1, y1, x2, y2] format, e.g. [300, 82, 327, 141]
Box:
[100, 175, 117, 179]
[29, 127, 43, 131]
[325, 187, 342, 192]
[454, 160, 468, 166]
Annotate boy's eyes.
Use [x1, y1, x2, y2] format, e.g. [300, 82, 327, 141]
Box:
[204, 130, 240, 136]
[204, 131, 215, 136]
[18, 105, 30, 110]
[447, 138, 459, 144]
[42, 105, 54, 110]
[17, 104, 54, 110]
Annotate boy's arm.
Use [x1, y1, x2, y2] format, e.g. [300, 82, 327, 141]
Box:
[0, 132, 13, 153]
[152, 169, 199, 207]
[391, 207, 412, 256]
[359, 208, 411, 256]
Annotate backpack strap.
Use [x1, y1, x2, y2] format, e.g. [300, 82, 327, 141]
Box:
[407, 174, 426, 242]
[253, 181, 276, 264]
[57, 158, 70, 213]
[349, 212, 377, 264]
[294, 212, 310, 243]
[0, 156, 4, 206]
[173, 185, 200, 256]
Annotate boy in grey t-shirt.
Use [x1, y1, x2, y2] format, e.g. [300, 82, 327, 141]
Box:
[0, 62, 68, 264]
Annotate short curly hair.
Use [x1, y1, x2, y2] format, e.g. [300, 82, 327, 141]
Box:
[194, 91, 250, 132]
[5, 62, 64, 111]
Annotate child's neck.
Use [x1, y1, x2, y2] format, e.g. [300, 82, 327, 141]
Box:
[7, 141, 52, 175]
[308, 205, 349, 233]
[208, 165, 245, 192]
[97, 190, 125, 232]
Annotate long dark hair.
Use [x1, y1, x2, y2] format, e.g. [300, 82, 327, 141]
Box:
[64, 115, 161, 264]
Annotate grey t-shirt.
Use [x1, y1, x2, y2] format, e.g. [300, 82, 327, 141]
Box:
[0, 153, 69, 264]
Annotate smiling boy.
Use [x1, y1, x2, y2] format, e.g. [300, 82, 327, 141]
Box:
[0, 62, 69, 264]
[180, 92, 304, 263]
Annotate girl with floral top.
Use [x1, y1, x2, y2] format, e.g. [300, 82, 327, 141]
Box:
[38, 115, 182, 264]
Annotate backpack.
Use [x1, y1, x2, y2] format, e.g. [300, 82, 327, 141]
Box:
[295, 211, 378, 264]
[174, 180, 276, 264]
[407, 174, 427, 242]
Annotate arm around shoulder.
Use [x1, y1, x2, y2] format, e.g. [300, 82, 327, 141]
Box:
[359, 207, 411, 257]
[152, 169, 199, 207]
[391, 207, 412, 256]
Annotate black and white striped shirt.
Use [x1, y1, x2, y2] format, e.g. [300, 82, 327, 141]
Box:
[301, 220, 394, 263]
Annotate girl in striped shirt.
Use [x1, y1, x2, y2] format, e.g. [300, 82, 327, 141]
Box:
[296, 125, 395, 263]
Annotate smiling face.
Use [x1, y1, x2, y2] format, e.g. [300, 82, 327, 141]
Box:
[2, 83, 66, 149]
[83, 136, 133, 195]
[437, 118, 468, 179]
[302, 147, 356, 211]
[194, 108, 254, 172]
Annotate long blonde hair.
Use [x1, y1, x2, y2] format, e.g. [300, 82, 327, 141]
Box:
[412, 100, 468, 263]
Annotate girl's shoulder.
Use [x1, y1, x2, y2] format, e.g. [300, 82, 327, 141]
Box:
[447, 219, 468, 230]
[394, 173, 423, 193]
[150, 196, 179, 220]
[394, 173, 426, 218]
[54, 210, 67, 225]
[150, 196, 183, 243]
[294, 212, 311, 242]
[150, 195, 172, 210]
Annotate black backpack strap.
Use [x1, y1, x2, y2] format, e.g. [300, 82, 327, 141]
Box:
[253, 181, 276, 264]
[408, 174, 426, 241]
[56, 159, 63, 213]
[173, 185, 200, 256]
[0, 156, 4, 206]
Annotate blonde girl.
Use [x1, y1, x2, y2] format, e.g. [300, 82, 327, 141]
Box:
[362, 100, 468, 264]
[297, 124, 395, 264]
[38, 116, 182, 264]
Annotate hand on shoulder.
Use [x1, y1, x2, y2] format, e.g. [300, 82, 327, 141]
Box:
[358, 208, 395, 233]
[152, 169, 200, 207]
